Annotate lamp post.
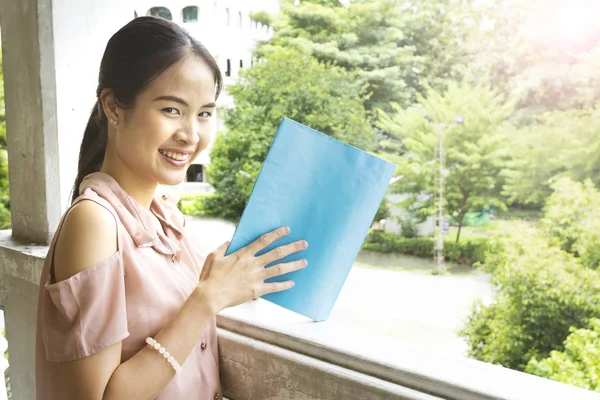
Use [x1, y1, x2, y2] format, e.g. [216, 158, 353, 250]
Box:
[426, 115, 464, 274]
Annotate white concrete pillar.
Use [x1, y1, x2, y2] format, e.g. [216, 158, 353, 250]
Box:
[0, 0, 132, 244]
[0, 0, 132, 398]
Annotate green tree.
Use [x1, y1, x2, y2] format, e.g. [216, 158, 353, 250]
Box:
[541, 178, 600, 270]
[263, 0, 470, 112]
[205, 48, 372, 221]
[526, 318, 600, 392]
[502, 106, 600, 208]
[460, 228, 600, 370]
[376, 83, 513, 242]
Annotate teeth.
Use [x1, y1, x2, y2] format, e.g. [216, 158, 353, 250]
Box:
[160, 150, 189, 162]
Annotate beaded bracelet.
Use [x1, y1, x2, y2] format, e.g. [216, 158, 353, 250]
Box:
[145, 337, 182, 375]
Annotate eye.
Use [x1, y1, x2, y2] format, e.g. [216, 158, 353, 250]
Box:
[199, 111, 212, 118]
[162, 107, 180, 115]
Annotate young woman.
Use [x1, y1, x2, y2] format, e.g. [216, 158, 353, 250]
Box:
[35, 16, 307, 400]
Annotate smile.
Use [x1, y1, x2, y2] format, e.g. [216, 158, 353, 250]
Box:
[159, 149, 191, 162]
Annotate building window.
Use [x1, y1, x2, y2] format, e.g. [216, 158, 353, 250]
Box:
[240, 60, 244, 69]
[238, 11, 243, 28]
[226, 59, 231, 77]
[148, 7, 172, 20]
[186, 164, 205, 182]
[182, 6, 199, 23]
[134, 10, 139, 18]
[225, 8, 230, 26]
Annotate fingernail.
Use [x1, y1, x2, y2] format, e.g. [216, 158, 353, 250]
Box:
[289, 281, 295, 288]
[302, 259, 308, 267]
[302, 240, 308, 248]
[284, 227, 291, 234]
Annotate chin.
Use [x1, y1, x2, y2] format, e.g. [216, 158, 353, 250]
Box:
[158, 172, 187, 187]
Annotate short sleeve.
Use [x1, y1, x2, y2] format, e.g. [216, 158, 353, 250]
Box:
[41, 251, 129, 362]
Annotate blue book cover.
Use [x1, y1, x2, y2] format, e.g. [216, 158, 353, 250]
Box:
[225, 118, 396, 321]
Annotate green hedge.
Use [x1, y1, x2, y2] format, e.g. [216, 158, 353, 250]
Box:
[177, 193, 213, 218]
[362, 231, 488, 264]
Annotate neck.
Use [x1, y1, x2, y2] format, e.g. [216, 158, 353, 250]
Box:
[100, 157, 158, 210]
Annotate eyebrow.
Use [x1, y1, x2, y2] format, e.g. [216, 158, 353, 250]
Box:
[153, 95, 216, 108]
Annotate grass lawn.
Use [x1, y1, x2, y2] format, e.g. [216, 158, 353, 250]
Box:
[355, 251, 479, 276]
[445, 216, 540, 243]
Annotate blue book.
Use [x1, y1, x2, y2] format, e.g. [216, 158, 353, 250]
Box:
[225, 118, 396, 321]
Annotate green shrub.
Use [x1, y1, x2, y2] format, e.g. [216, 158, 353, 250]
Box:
[542, 178, 600, 269]
[460, 229, 600, 371]
[177, 193, 213, 218]
[398, 217, 419, 238]
[362, 231, 488, 264]
[526, 318, 600, 392]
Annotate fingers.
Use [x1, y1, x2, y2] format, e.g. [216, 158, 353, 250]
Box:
[246, 226, 290, 256]
[262, 259, 308, 281]
[257, 240, 308, 265]
[263, 280, 295, 295]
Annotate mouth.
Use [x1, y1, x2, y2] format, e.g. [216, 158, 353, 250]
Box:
[158, 149, 192, 167]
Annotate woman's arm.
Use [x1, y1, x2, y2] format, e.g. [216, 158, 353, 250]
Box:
[52, 201, 306, 400]
[52, 200, 219, 400]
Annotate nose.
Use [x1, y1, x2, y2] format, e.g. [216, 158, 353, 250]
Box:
[176, 118, 201, 146]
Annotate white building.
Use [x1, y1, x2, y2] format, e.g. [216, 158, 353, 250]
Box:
[134, 0, 279, 194]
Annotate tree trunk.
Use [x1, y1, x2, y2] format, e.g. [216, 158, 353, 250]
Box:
[456, 212, 467, 243]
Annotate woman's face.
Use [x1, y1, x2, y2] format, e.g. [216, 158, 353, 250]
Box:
[111, 55, 217, 187]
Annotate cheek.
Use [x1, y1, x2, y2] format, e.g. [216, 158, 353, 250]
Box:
[128, 112, 171, 149]
[199, 122, 214, 150]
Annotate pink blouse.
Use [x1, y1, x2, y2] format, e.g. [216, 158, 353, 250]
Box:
[35, 172, 222, 399]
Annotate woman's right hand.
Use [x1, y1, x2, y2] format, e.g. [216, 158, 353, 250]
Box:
[198, 226, 308, 314]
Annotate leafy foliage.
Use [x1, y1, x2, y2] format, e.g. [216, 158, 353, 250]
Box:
[541, 179, 600, 270]
[249, 10, 274, 27]
[206, 47, 372, 221]
[363, 231, 488, 265]
[377, 83, 514, 241]
[177, 193, 213, 219]
[526, 319, 600, 392]
[263, 0, 470, 112]
[503, 107, 600, 207]
[460, 226, 600, 370]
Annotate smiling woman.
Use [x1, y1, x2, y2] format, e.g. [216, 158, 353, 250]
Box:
[35, 16, 309, 400]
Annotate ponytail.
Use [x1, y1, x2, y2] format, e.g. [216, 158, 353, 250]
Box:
[71, 100, 108, 203]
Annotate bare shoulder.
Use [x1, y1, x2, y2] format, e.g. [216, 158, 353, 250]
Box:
[53, 199, 118, 283]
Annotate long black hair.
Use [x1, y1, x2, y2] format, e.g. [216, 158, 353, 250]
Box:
[71, 16, 223, 203]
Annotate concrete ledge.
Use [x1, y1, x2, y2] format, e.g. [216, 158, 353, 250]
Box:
[218, 328, 440, 400]
[0, 230, 47, 305]
[1, 234, 599, 400]
[217, 292, 600, 400]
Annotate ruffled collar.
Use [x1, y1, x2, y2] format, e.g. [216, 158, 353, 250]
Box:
[80, 172, 184, 256]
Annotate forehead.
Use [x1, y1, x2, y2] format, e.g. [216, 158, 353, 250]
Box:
[141, 56, 217, 102]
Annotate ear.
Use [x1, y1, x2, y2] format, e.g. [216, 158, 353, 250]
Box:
[99, 89, 124, 124]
